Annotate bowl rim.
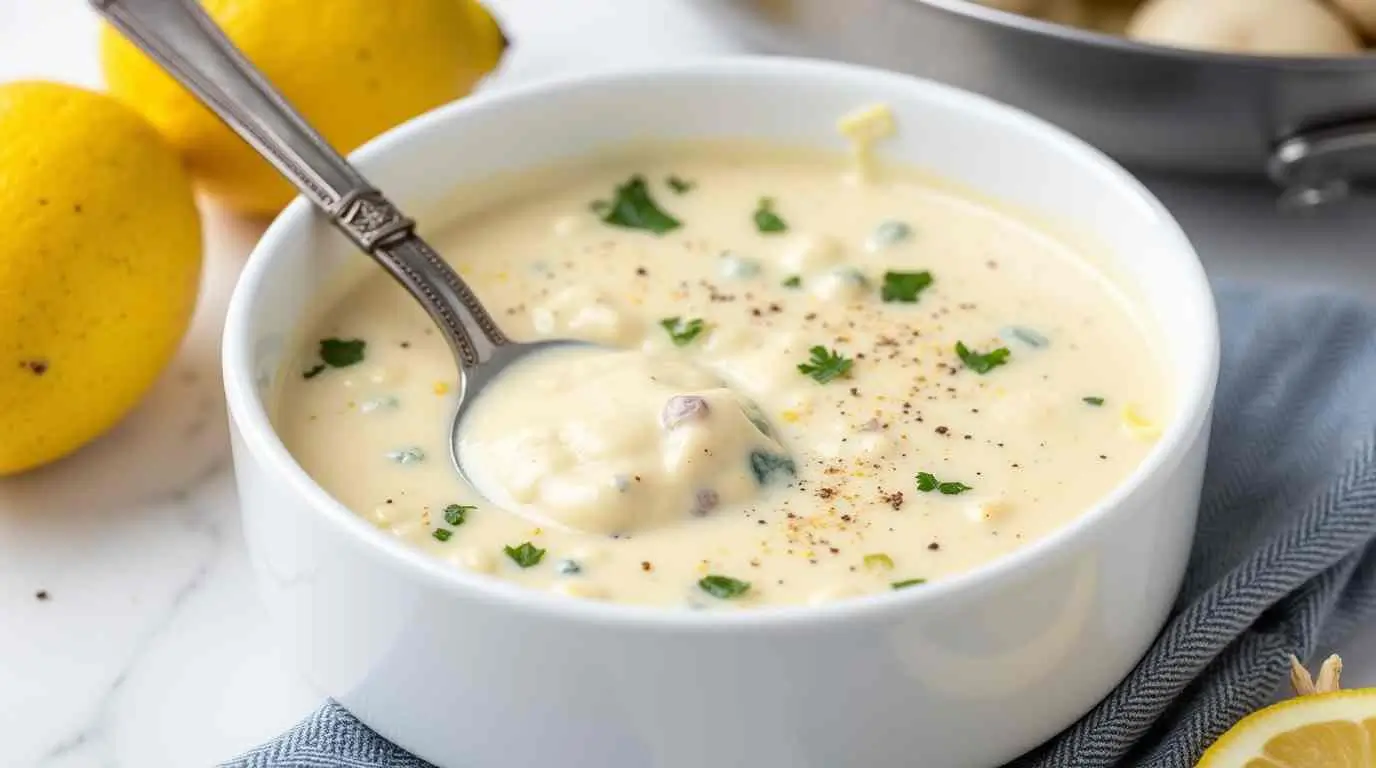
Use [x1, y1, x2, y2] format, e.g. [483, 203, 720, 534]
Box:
[223, 55, 1220, 632]
[915, 0, 1376, 70]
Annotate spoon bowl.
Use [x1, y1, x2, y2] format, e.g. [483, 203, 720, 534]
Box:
[446, 337, 589, 488]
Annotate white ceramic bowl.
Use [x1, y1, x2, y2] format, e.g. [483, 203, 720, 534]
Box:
[224, 58, 1218, 768]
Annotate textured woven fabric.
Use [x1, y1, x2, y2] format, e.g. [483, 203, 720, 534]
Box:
[223, 285, 1376, 768]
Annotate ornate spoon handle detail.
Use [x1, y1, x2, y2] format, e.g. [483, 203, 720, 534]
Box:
[92, 0, 509, 367]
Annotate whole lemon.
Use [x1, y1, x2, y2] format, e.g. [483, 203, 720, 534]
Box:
[100, 0, 507, 217]
[0, 82, 202, 475]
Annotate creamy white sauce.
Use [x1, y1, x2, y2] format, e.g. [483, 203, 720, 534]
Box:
[459, 347, 787, 536]
[275, 141, 1167, 609]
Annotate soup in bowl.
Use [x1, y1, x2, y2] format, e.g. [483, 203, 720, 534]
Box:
[224, 58, 1217, 767]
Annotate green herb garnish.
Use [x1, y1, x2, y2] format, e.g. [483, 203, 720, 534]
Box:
[782, 275, 802, 289]
[1083, 396, 1105, 406]
[915, 472, 972, 495]
[797, 345, 853, 384]
[592, 175, 681, 235]
[749, 450, 797, 486]
[303, 338, 365, 378]
[432, 529, 453, 542]
[863, 553, 895, 570]
[891, 578, 927, 590]
[753, 197, 788, 234]
[699, 574, 751, 599]
[660, 316, 706, 346]
[880, 270, 934, 303]
[955, 341, 1010, 374]
[314, 338, 366, 371]
[444, 504, 475, 526]
[504, 542, 546, 568]
[667, 175, 694, 194]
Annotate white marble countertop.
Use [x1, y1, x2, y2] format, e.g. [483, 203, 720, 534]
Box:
[1, 1, 1374, 765]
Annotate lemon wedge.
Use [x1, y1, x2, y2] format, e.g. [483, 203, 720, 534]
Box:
[1197, 656, 1376, 767]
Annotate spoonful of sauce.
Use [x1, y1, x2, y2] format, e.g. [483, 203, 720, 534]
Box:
[92, 0, 576, 485]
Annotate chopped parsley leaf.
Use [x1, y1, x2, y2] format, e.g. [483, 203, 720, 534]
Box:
[319, 338, 366, 368]
[592, 175, 681, 235]
[444, 504, 475, 526]
[753, 197, 788, 234]
[699, 574, 751, 599]
[782, 275, 803, 289]
[955, 341, 1011, 374]
[432, 529, 453, 542]
[504, 542, 546, 568]
[659, 316, 706, 346]
[864, 553, 895, 570]
[666, 175, 694, 194]
[797, 345, 853, 384]
[302, 363, 327, 379]
[1083, 396, 1105, 406]
[891, 578, 927, 590]
[916, 472, 972, 495]
[880, 270, 934, 303]
[749, 450, 797, 486]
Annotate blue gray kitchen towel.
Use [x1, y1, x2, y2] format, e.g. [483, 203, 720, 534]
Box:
[224, 284, 1376, 768]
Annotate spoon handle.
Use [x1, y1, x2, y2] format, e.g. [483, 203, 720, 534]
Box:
[91, 0, 509, 367]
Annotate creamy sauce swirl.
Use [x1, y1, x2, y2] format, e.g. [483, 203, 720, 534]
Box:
[275, 142, 1167, 608]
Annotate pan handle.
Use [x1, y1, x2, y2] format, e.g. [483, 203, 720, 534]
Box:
[1269, 119, 1376, 210]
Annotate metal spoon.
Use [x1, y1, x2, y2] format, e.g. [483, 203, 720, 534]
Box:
[92, 0, 570, 481]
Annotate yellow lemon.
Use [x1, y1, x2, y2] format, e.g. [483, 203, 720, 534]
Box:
[0, 82, 202, 475]
[100, 0, 507, 217]
[1197, 689, 1376, 766]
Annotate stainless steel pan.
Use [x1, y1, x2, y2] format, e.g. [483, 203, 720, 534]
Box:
[695, 0, 1376, 206]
